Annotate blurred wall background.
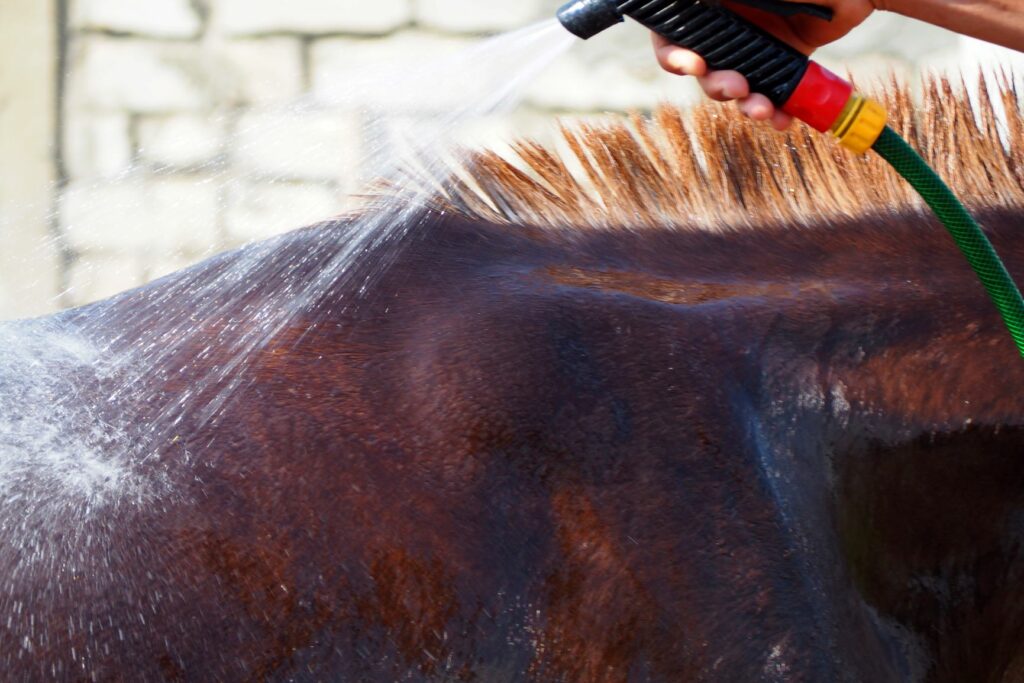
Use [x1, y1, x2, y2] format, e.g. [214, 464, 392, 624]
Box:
[1, 0, 1018, 319]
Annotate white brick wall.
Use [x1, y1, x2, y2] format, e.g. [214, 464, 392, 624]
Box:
[71, 0, 202, 38]
[67, 253, 148, 304]
[70, 38, 211, 112]
[137, 115, 226, 168]
[8, 0, 1007, 314]
[213, 0, 413, 36]
[311, 32, 476, 110]
[0, 0, 61, 320]
[63, 179, 221, 252]
[225, 182, 342, 241]
[416, 0, 545, 33]
[64, 113, 133, 178]
[214, 39, 306, 105]
[233, 109, 362, 183]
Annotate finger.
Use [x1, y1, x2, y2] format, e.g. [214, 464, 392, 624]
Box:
[770, 109, 794, 131]
[698, 70, 749, 102]
[652, 34, 706, 77]
[737, 93, 774, 121]
[736, 95, 796, 131]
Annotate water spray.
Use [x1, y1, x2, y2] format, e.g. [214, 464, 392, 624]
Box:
[557, 0, 1024, 357]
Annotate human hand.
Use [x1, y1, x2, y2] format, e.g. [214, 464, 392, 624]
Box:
[653, 0, 876, 129]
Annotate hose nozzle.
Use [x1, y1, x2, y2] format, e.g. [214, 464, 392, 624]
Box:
[554, 0, 885, 154]
[556, 0, 623, 40]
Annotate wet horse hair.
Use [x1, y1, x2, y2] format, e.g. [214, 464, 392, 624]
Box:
[438, 75, 1024, 230]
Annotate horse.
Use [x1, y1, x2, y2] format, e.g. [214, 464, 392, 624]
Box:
[2, 77, 1024, 682]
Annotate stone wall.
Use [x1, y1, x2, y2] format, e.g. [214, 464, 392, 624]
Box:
[0, 0, 61, 319]
[0, 0, 1009, 317]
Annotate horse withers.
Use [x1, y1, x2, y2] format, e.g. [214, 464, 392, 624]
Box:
[2, 83, 1024, 681]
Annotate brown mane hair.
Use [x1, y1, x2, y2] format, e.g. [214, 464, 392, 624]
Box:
[440, 75, 1024, 230]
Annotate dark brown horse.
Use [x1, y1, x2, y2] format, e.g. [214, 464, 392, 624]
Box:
[2, 80, 1024, 682]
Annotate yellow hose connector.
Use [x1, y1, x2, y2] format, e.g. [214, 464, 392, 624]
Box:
[830, 94, 888, 155]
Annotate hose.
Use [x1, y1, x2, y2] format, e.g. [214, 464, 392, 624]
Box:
[872, 126, 1024, 358]
[554, 0, 1024, 357]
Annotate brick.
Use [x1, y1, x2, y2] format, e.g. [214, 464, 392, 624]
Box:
[415, 0, 545, 33]
[816, 12, 958, 62]
[142, 253, 206, 282]
[225, 182, 342, 242]
[951, 38, 1024, 101]
[214, 0, 412, 37]
[66, 253, 146, 306]
[62, 179, 221, 253]
[0, 0, 62, 319]
[63, 113, 133, 179]
[311, 32, 475, 111]
[72, 0, 202, 38]
[215, 38, 304, 104]
[448, 108, 558, 152]
[957, 37, 1024, 73]
[68, 38, 209, 112]
[233, 109, 362, 185]
[138, 115, 226, 168]
[525, 31, 702, 111]
[815, 54, 913, 93]
[527, 57, 699, 112]
[912, 37, 1024, 111]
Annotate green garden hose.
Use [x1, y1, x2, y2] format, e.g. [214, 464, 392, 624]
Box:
[553, 0, 1024, 358]
[872, 126, 1024, 358]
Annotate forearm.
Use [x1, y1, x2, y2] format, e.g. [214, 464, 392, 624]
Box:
[880, 0, 1024, 51]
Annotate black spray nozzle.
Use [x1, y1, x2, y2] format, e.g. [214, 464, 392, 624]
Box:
[557, 0, 833, 39]
[556, 0, 624, 40]
[555, 0, 814, 107]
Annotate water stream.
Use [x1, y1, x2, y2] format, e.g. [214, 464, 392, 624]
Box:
[0, 19, 574, 521]
[0, 26, 576, 667]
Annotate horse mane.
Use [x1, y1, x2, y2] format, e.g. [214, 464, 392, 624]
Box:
[437, 75, 1024, 230]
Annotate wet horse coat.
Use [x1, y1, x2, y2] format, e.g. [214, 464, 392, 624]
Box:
[3, 84, 1024, 681]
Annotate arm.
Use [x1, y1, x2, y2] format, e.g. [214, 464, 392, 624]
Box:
[655, 0, 1024, 129]
[882, 0, 1024, 52]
